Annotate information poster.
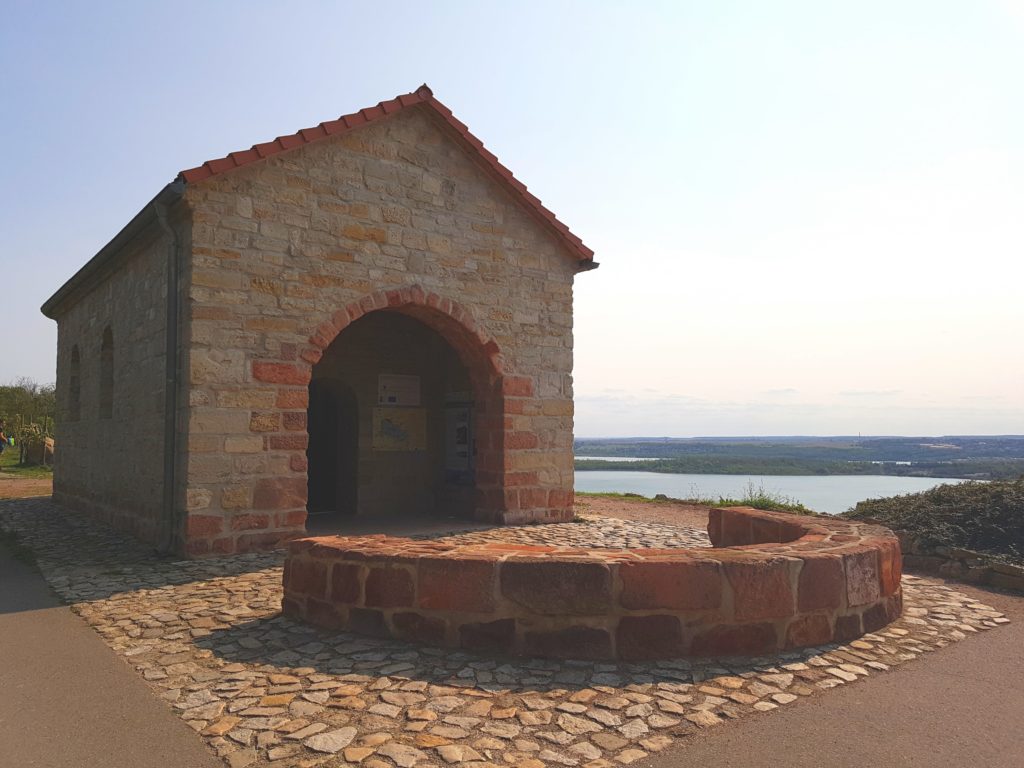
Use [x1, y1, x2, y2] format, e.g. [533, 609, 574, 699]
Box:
[372, 407, 426, 451]
[378, 374, 421, 406]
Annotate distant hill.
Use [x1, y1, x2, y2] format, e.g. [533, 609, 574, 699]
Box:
[574, 436, 1024, 480]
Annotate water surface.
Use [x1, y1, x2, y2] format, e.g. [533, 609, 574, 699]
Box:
[574, 471, 966, 515]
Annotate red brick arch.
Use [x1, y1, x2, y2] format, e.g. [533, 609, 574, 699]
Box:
[250, 284, 566, 534]
[298, 285, 523, 523]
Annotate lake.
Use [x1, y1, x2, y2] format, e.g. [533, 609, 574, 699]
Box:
[574, 471, 968, 515]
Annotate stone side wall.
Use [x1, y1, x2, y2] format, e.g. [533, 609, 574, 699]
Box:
[282, 507, 903, 659]
[182, 107, 578, 556]
[52, 228, 176, 547]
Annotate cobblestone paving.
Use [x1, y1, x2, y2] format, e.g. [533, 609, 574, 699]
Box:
[0, 498, 1010, 768]
[420, 516, 711, 549]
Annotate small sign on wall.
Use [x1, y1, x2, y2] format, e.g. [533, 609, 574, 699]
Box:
[372, 407, 427, 451]
[378, 374, 421, 406]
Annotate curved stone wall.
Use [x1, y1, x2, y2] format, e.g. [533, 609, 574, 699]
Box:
[281, 507, 902, 659]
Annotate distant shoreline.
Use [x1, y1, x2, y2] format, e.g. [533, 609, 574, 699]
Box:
[575, 435, 1024, 480]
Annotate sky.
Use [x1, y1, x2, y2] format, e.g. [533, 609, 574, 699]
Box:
[2, 1, 1023, 437]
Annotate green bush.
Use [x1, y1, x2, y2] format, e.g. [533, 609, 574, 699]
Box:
[843, 479, 1024, 563]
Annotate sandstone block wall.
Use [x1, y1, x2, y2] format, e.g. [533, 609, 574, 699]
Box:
[181, 107, 579, 555]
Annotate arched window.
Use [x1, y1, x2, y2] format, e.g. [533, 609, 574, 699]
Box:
[100, 327, 113, 419]
[69, 345, 81, 421]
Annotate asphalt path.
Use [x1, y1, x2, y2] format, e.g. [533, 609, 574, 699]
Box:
[647, 582, 1024, 768]
[0, 541, 222, 768]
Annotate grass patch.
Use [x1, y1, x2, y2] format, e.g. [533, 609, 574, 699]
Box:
[576, 491, 663, 503]
[578, 482, 814, 515]
[0, 448, 53, 479]
[843, 478, 1024, 564]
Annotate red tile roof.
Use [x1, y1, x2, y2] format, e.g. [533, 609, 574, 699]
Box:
[177, 85, 594, 262]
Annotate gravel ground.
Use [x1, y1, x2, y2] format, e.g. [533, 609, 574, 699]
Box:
[573, 496, 712, 532]
[0, 497, 1011, 768]
[423, 515, 710, 549]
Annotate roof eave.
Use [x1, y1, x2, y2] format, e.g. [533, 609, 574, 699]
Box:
[41, 181, 185, 319]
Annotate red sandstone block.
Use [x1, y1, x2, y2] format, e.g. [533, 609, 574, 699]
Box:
[418, 558, 496, 613]
[283, 411, 307, 431]
[504, 398, 525, 415]
[253, 361, 311, 385]
[778, 522, 806, 542]
[616, 615, 684, 660]
[330, 563, 362, 604]
[844, 548, 882, 607]
[305, 597, 346, 630]
[505, 471, 539, 487]
[277, 509, 307, 527]
[276, 388, 309, 409]
[877, 538, 903, 596]
[230, 513, 271, 531]
[785, 613, 834, 648]
[393, 612, 447, 645]
[211, 537, 236, 555]
[364, 566, 415, 608]
[750, 517, 782, 543]
[349, 607, 388, 638]
[187, 514, 224, 537]
[254, 477, 307, 509]
[863, 591, 902, 632]
[690, 622, 779, 657]
[719, 510, 753, 546]
[288, 538, 318, 555]
[186, 538, 211, 556]
[281, 595, 303, 618]
[834, 612, 863, 642]
[501, 560, 612, 615]
[523, 626, 612, 660]
[285, 557, 328, 599]
[270, 434, 309, 450]
[289, 453, 308, 472]
[236, 530, 295, 553]
[506, 431, 539, 450]
[707, 511, 723, 546]
[518, 488, 547, 509]
[724, 557, 796, 621]
[501, 375, 534, 397]
[459, 618, 516, 653]
[301, 347, 324, 366]
[797, 554, 845, 612]
[548, 489, 574, 508]
[330, 310, 351, 332]
[619, 559, 722, 611]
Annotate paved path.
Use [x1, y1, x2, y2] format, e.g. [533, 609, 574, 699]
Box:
[650, 583, 1024, 768]
[0, 542, 221, 768]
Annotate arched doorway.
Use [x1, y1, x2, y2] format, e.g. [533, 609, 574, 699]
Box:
[306, 308, 492, 527]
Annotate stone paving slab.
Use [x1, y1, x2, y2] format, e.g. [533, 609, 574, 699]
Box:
[0, 498, 1010, 768]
